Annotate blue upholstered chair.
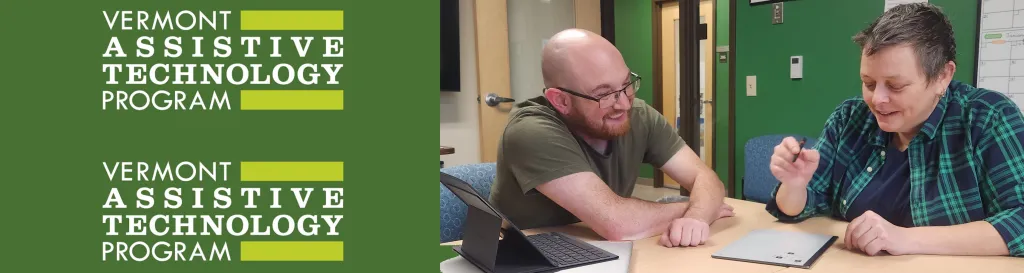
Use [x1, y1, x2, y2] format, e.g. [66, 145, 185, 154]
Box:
[439, 163, 497, 243]
[743, 134, 817, 203]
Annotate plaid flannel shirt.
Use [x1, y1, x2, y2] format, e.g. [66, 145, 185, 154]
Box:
[766, 80, 1024, 256]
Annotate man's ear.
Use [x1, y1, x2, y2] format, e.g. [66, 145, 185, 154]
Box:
[544, 88, 572, 115]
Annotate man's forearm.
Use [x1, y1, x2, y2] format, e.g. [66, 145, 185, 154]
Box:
[681, 172, 725, 223]
[906, 221, 1009, 256]
[775, 183, 808, 217]
[601, 198, 690, 241]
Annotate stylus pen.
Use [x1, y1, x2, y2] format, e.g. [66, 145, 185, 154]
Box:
[793, 137, 807, 163]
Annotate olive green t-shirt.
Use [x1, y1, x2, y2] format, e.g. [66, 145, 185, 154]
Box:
[488, 96, 686, 230]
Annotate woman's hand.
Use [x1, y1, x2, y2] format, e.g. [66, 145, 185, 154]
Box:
[769, 137, 820, 189]
[844, 210, 915, 256]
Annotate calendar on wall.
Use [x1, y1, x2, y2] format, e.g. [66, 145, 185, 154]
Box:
[976, 0, 1024, 108]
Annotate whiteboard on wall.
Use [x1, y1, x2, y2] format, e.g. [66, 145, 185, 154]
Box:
[976, 0, 1024, 108]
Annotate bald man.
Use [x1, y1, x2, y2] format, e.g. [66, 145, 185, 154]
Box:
[488, 29, 732, 247]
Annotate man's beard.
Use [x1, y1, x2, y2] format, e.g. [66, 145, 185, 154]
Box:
[565, 108, 631, 140]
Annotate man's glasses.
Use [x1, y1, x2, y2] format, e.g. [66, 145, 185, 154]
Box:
[549, 72, 641, 109]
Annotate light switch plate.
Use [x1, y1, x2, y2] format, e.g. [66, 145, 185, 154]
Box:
[746, 76, 757, 96]
[772, 3, 784, 24]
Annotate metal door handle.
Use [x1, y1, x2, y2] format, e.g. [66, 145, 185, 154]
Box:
[701, 100, 714, 104]
[479, 93, 515, 107]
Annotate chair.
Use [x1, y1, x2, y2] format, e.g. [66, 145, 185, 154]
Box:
[439, 163, 497, 243]
[743, 134, 817, 204]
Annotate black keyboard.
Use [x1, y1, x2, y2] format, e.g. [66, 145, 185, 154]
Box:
[526, 232, 616, 267]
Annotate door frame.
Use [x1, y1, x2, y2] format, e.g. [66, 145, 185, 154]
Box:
[727, 0, 737, 198]
[651, 0, 671, 190]
[651, 0, 726, 195]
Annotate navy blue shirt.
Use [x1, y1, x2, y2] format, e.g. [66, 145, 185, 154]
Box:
[841, 138, 914, 227]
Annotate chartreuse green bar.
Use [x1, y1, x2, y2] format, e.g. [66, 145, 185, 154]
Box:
[240, 241, 344, 261]
[240, 10, 343, 30]
[240, 90, 344, 110]
[240, 162, 344, 182]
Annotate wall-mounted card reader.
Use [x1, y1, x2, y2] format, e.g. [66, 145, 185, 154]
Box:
[791, 56, 803, 79]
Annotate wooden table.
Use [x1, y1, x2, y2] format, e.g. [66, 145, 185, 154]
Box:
[442, 198, 1023, 272]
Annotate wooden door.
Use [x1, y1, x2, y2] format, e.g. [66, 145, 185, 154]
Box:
[474, 0, 601, 163]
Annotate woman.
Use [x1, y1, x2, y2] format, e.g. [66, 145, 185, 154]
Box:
[767, 3, 1024, 257]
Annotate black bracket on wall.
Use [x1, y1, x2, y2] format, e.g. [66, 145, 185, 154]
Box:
[749, 0, 787, 6]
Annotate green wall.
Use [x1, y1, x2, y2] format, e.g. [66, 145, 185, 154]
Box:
[615, 1, 654, 104]
[714, 0, 730, 185]
[733, 0, 978, 198]
[615, 0, 656, 178]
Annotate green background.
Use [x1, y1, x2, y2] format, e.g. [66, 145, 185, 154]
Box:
[614, 0, 658, 179]
[733, 0, 979, 197]
[714, 0, 731, 188]
[1, 0, 438, 272]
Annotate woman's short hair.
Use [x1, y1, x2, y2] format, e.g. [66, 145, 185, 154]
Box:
[853, 3, 956, 82]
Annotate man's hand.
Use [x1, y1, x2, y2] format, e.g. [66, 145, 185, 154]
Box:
[659, 203, 735, 247]
[844, 210, 915, 256]
[660, 218, 708, 247]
